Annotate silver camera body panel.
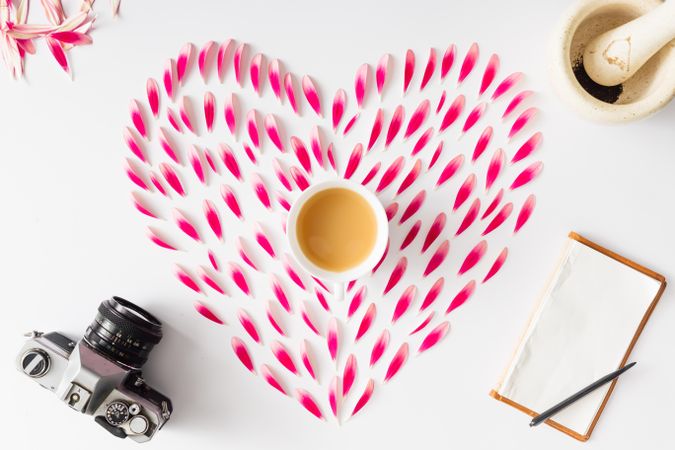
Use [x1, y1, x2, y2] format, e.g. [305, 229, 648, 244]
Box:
[17, 331, 171, 443]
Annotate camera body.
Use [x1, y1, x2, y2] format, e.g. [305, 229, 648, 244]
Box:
[16, 297, 172, 443]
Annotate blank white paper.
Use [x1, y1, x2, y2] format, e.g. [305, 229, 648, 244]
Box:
[496, 238, 663, 436]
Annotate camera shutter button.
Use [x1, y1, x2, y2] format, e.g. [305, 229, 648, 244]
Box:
[21, 349, 50, 378]
[129, 415, 149, 435]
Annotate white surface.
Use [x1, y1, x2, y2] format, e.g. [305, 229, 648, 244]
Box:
[497, 238, 663, 435]
[1, 1, 674, 450]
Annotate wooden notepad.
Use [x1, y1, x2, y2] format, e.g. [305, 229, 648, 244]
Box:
[490, 232, 666, 441]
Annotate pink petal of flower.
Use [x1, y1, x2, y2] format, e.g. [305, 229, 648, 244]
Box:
[268, 59, 283, 101]
[403, 49, 415, 93]
[503, 90, 534, 119]
[163, 58, 175, 99]
[124, 127, 146, 162]
[436, 90, 447, 113]
[238, 309, 261, 343]
[176, 43, 194, 85]
[266, 301, 287, 336]
[440, 43, 457, 80]
[290, 166, 309, 191]
[216, 39, 233, 80]
[354, 63, 369, 108]
[446, 280, 476, 314]
[300, 340, 318, 380]
[174, 209, 200, 241]
[492, 72, 523, 101]
[383, 257, 407, 295]
[420, 277, 445, 311]
[219, 144, 242, 180]
[483, 247, 509, 283]
[220, 184, 242, 218]
[351, 379, 375, 418]
[482, 202, 513, 235]
[384, 343, 409, 382]
[424, 240, 450, 277]
[198, 40, 216, 82]
[250, 53, 263, 95]
[176, 266, 201, 292]
[147, 228, 176, 250]
[296, 389, 324, 420]
[372, 240, 389, 274]
[246, 109, 260, 148]
[428, 141, 444, 169]
[195, 302, 224, 324]
[511, 132, 543, 163]
[283, 256, 307, 290]
[376, 53, 390, 96]
[273, 159, 293, 191]
[462, 102, 487, 134]
[302, 75, 322, 116]
[332, 88, 347, 131]
[329, 377, 339, 417]
[486, 148, 505, 191]
[482, 188, 504, 220]
[422, 212, 446, 252]
[458, 240, 487, 275]
[203, 199, 222, 239]
[439, 94, 465, 132]
[314, 288, 330, 311]
[291, 136, 312, 174]
[263, 114, 285, 152]
[370, 330, 390, 367]
[361, 162, 381, 186]
[348, 285, 367, 318]
[400, 220, 421, 250]
[261, 364, 287, 395]
[270, 274, 291, 312]
[479, 53, 500, 96]
[342, 354, 358, 396]
[129, 100, 147, 139]
[419, 322, 450, 353]
[392, 285, 417, 323]
[515, 194, 536, 233]
[233, 42, 247, 86]
[271, 340, 298, 375]
[355, 303, 377, 342]
[45, 37, 69, 73]
[367, 108, 384, 151]
[189, 146, 205, 184]
[203, 91, 215, 133]
[179, 96, 196, 134]
[300, 302, 320, 336]
[399, 190, 426, 224]
[344, 143, 363, 179]
[456, 198, 481, 236]
[385, 203, 399, 222]
[510, 162, 543, 190]
[310, 126, 324, 167]
[376, 156, 405, 193]
[159, 162, 185, 195]
[420, 48, 437, 90]
[327, 317, 339, 362]
[284, 73, 299, 114]
[146, 78, 160, 118]
[508, 107, 538, 139]
[410, 312, 435, 335]
[228, 262, 251, 295]
[385, 105, 405, 147]
[236, 237, 259, 271]
[411, 127, 434, 156]
[453, 174, 476, 211]
[223, 93, 237, 135]
[458, 42, 479, 84]
[472, 126, 493, 162]
[404, 99, 430, 138]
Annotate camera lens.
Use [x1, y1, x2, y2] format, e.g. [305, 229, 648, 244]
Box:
[84, 297, 163, 369]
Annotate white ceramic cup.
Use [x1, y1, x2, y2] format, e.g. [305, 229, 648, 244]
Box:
[286, 179, 389, 298]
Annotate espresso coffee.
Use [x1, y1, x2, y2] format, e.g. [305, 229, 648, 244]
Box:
[295, 188, 377, 272]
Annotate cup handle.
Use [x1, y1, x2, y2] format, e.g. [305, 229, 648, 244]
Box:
[334, 282, 344, 302]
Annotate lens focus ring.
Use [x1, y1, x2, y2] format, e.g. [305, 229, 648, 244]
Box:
[84, 297, 162, 369]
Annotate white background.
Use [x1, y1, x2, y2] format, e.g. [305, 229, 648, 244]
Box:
[1, 1, 674, 449]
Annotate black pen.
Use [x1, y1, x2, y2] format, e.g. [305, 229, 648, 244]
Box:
[530, 362, 637, 427]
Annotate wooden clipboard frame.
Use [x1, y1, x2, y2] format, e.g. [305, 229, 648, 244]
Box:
[489, 232, 667, 441]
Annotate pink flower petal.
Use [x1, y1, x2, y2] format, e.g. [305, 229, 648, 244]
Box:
[491, 72, 523, 101]
[508, 107, 538, 139]
[440, 43, 457, 80]
[354, 63, 369, 107]
[220, 184, 242, 218]
[403, 49, 415, 93]
[420, 48, 437, 90]
[511, 132, 543, 163]
[392, 285, 417, 323]
[176, 43, 194, 85]
[422, 212, 446, 252]
[271, 340, 298, 375]
[370, 330, 390, 367]
[296, 389, 324, 420]
[472, 126, 493, 162]
[203, 91, 215, 133]
[458, 240, 487, 275]
[261, 364, 287, 395]
[376, 156, 405, 193]
[344, 143, 364, 179]
[216, 39, 233, 81]
[384, 343, 409, 382]
[424, 240, 450, 277]
[479, 54, 500, 96]
[439, 94, 465, 132]
[399, 189, 426, 224]
[400, 220, 421, 250]
[342, 354, 358, 396]
[198, 40, 216, 82]
[268, 59, 283, 101]
[420, 277, 445, 311]
[351, 379, 375, 418]
[327, 317, 339, 362]
[510, 162, 543, 190]
[355, 303, 377, 342]
[195, 302, 224, 325]
[146, 78, 160, 118]
[385, 105, 405, 147]
[515, 194, 536, 233]
[485, 148, 505, 191]
[367, 108, 384, 151]
[418, 322, 450, 353]
[348, 285, 367, 318]
[383, 257, 407, 295]
[458, 42, 479, 84]
[453, 173, 476, 211]
[503, 90, 534, 120]
[446, 280, 476, 314]
[404, 99, 430, 138]
[302, 75, 322, 116]
[376, 53, 390, 96]
[456, 198, 481, 236]
[483, 247, 509, 283]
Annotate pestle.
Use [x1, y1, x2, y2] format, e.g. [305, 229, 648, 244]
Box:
[582, 0, 675, 87]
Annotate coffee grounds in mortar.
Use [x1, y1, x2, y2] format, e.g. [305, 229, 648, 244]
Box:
[572, 57, 623, 104]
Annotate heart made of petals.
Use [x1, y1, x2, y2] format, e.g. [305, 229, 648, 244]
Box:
[123, 39, 543, 422]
